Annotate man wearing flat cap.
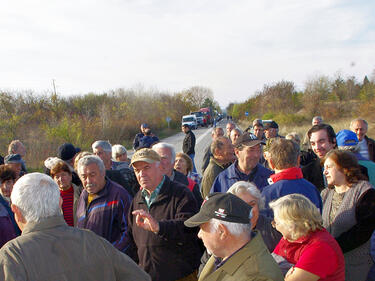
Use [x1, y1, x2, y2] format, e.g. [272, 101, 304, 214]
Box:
[185, 193, 283, 281]
[127, 148, 202, 281]
[210, 133, 273, 194]
[264, 121, 283, 140]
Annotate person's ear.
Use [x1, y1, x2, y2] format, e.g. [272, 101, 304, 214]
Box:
[268, 157, 275, 170]
[218, 223, 228, 240]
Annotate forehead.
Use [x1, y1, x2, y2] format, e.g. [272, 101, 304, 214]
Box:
[79, 163, 100, 173]
[324, 157, 336, 166]
[154, 147, 171, 158]
[133, 161, 155, 170]
[352, 120, 366, 129]
[310, 129, 329, 142]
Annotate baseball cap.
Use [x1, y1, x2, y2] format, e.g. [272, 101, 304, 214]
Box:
[4, 154, 22, 164]
[234, 132, 265, 148]
[336, 129, 358, 147]
[141, 123, 149, 128]
[184, 193, 252, 227]
[57, 143, 79, 161]
[264, 121, 279, 130]
[131, 148, 161, 166]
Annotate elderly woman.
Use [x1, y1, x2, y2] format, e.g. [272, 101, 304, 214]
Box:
[174, 152, 202, 205]
[50, 161, 83, 226]
[0, 165, 20, 246]
[322, 149, 375, 281]
[112, 144, 130, 170]
[271, 193, 345, 281]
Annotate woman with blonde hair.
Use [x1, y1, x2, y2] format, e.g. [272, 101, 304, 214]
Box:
[322, 149, 375, 280]
[271, 193, 345, 281]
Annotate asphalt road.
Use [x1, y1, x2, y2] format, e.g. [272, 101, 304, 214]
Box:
[158, 119, 228, 174]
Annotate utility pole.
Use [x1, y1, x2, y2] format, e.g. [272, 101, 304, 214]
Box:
[52, 79, 57, 95]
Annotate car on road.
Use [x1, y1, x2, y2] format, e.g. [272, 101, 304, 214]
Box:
[182, 115, 198, 129]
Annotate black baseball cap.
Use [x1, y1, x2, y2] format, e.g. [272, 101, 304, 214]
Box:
[184, 193, 252, 227]
[57, 143, 79, 161]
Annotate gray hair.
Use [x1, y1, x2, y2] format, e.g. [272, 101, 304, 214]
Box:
[210, 218, 252, 237]
[152, 142, 176, 163]
[112, 144, 127, 159]
[350, 118, 368, 129]
[11, 173, 61, 223]
[92, 140, 112, 153]
[8, 140, 25, 155]
[285, 132, 301, 145]
[312, 116, 323, 125]
[77, 155, 105, 175]
[227, 181, 264, 209]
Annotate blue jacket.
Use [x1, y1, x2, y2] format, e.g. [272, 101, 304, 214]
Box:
[210, 162, 273, 193]
[76, 178, 132, 253]
[261, 178, 323, 217]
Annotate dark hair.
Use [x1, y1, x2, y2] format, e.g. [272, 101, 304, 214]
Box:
[182, 124, 190, 129]
[308, 123, 337, 147]
[0, 165, 16, 183]
[50, 161, 72, 178]
[324, 150, 367, 187]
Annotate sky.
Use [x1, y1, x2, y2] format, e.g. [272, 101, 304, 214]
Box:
[1, 0, 374, 108]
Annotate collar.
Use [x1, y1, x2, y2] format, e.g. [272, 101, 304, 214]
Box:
[234, 160, 258, 178]
[269, 167, 303, 184]
[22, 215, 67, 235]
[141, 175, 165, 208]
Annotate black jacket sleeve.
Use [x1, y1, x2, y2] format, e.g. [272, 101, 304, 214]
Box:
[335, 188, 375, 253]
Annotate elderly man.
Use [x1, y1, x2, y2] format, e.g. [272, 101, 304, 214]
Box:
[261, 138, 322, 217]
[8, 140, 27, 173]
[184, 192, 283, 281]
[211, 133, 273, 193]
[76, 155, 132, 253]
[152, 142, 189, 185]
[226, 122, 235, 137]
[264, 121, 283, 139]
[350, 118, 375, 161]
[128, 148, 201, 281]
[312, 116, 323, 125]
[0, 173, 150, 281]
[92, 140, 136, 196]
[4, 154, 24, 180]
[201, 137, 234, 198]
[302, 123, 337, 192]
[202, 127, 225, 173]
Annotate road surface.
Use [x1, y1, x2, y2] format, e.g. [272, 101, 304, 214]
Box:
[158, 119, 228, 174]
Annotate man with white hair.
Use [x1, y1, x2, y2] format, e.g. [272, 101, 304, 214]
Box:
[152, 142, 189, 186]
[76, 155, 132, 253]
[0, 173, 151, 281]
[312, 116, 323, 126]
[92, 140, 135, 195]
[184, 192, 283, 281]
[128, 148, 201, 281]
[350, 118, 375, 161]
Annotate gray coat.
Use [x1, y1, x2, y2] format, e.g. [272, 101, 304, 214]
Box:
[322, 181, 374, 281]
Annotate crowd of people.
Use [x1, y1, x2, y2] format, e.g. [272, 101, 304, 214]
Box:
[0, 117, 375, 281]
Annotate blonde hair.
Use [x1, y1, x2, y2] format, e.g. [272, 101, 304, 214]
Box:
[73, 151, 93, 171]
[269, 193, 322, 240]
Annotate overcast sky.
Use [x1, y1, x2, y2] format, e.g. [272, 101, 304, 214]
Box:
[1, 0, 374, 107]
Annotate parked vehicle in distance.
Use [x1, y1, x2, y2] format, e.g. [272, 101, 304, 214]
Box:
[182, 115, 198, 129]
[196, 116, 204, 127]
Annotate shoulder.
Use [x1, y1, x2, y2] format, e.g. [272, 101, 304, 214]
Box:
[256, 164, 273, 177]
[366, 136, 375, 144]
[107, 179, 132, 199]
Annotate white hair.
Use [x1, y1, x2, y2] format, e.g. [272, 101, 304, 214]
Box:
[77, 155, 106, 175]
[112, 144, 127, 159]
[210, 218, 252, 237]
[152, 142, 176, 163]
[227, 181, 264, 209]
[92, 140, 112, 153]
[11, 173, 61, 223]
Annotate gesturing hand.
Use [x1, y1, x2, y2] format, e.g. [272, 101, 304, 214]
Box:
[132, 209, 160, 234]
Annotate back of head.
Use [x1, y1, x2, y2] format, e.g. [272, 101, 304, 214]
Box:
[92, 140, 112, 152]
[11, 173, 61, 223]
[269, 138, 299, 170]
[8, 140, 25, 155]
[269, 193, 322, 240]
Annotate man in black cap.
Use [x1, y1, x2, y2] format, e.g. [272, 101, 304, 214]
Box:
[184, 193, 283, 281]
[264, 121, 283, 139]
[57, 143, 81, 186]
[4, 154, 24, 180]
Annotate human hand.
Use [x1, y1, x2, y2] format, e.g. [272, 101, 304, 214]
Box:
[132, 209, 160, 234]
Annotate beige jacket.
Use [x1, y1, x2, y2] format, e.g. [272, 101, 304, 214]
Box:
[0, 216, 151, 281]
[199, 231, 283, 281]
